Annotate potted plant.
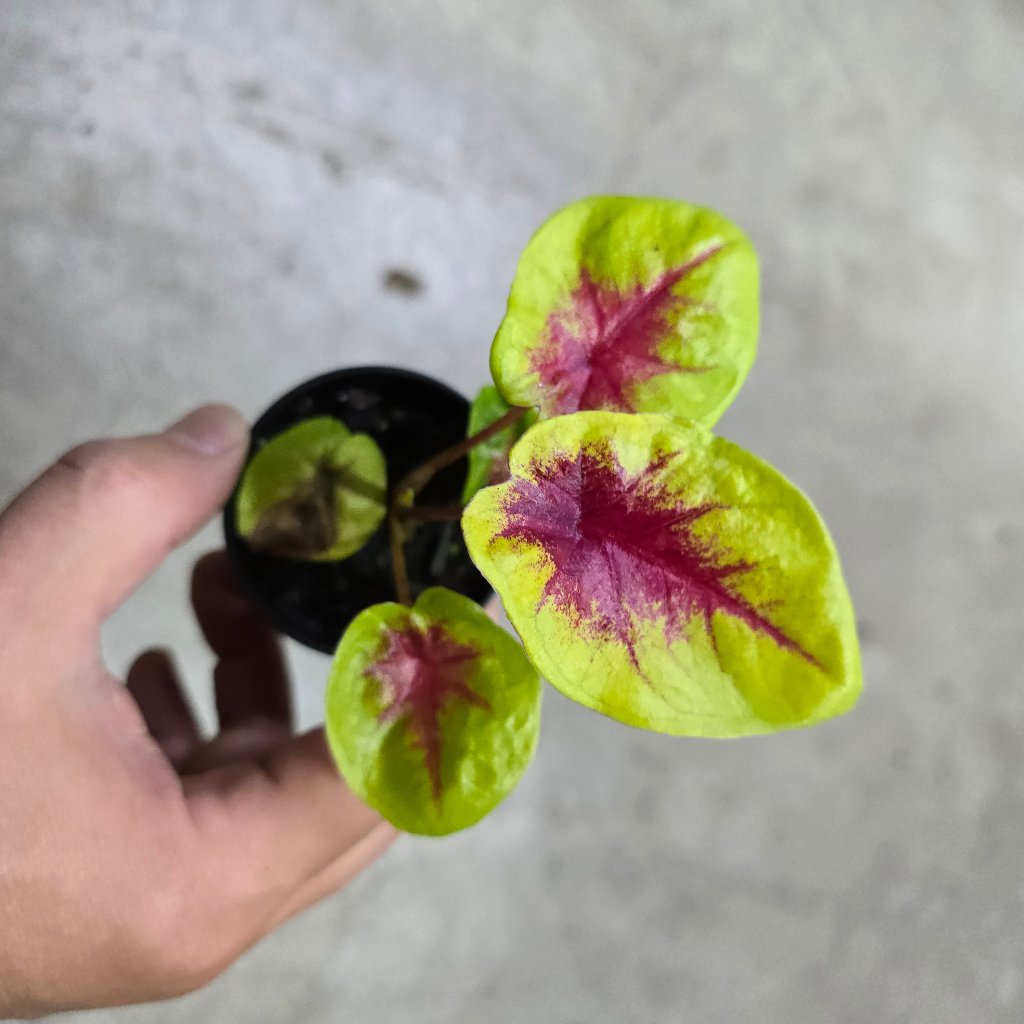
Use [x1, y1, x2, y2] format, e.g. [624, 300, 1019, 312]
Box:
[224, 196, 862, 836]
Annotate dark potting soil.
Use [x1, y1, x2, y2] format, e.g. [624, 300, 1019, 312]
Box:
[223, 366, 493, 655]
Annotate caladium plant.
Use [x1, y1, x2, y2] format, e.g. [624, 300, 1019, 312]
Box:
[326, 588, 541, 835]
[236, 417, 387, 560]
[236, 195, 862, 835]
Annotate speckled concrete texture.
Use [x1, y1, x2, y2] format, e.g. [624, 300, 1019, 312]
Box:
[2, 2, 1023, 1021]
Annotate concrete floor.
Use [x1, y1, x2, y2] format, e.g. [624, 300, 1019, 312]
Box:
[2, 1, 1024, 1021]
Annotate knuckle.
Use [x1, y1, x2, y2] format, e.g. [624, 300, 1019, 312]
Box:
[54, 441, 155, 507]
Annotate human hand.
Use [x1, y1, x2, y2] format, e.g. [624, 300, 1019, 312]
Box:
[0, 406, 394, 1018]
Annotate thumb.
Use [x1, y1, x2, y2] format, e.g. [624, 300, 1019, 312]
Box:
[0, 405, 249, 631]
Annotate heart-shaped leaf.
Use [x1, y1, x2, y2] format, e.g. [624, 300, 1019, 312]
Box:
[325, 587, 542, 835]
[236, 417, 387, 561]
[462, 386, 538, 504]
[463, 412, 861, 737]
[490, 196, 758, 426]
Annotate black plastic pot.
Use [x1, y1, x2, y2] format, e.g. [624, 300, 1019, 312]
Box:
[223, 366, 493, 654]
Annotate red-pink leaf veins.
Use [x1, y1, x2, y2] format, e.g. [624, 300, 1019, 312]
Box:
[497, 445, 817, 670]
[368, 623, 490, 802]
[529, 247, 721, 416]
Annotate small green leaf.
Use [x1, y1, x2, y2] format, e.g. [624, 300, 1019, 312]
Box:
[462, 412, 861, 738]
[490, 196, 759, 427]
[462, 385, 538, 504]
[236, 417, 387, 561]
[325, 588, 542, 835]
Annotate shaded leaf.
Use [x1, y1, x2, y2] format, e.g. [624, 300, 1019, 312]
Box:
[325, 588, 542, 835]
[490, 196, 758, 426]
[463, 412, 861, 737]
[236, 417, 387, 561]
[462, 385, 538, 504]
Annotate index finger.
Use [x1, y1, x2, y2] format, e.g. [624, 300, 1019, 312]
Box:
[191, 551, 292, 732]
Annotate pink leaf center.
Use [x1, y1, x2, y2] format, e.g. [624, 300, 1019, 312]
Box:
[529, 248, 721, 415]
[368, 623, 491, 802]
[497, 445, 817, 670]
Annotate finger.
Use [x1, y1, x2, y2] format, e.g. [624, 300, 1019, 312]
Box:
[180, 719, 291, 775]
[0, 405, 249, 633]
[183, 728, 384, 920]
[126, 649, 201, 768]
[191, 552, 291, 732]
[269, 822, 397, 929]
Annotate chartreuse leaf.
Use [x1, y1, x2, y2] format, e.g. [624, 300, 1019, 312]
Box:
[236, 417, 387, 561]
[463, 412, 861, 738]
[490, 196, 758, 427]
[462, 386, 538, 503]
[325, 588, 542, 835]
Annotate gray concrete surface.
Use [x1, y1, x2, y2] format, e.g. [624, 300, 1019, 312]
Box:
[2, 1, 1023, 1021]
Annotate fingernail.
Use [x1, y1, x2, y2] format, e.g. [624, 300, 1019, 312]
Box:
[166, 404, 249, 455]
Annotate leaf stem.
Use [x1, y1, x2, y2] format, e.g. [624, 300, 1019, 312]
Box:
[403, 503, 466, 522]
[394, 405, 528, 507]
[389, 516, 413, 606]
[387, 404, 529, 605]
